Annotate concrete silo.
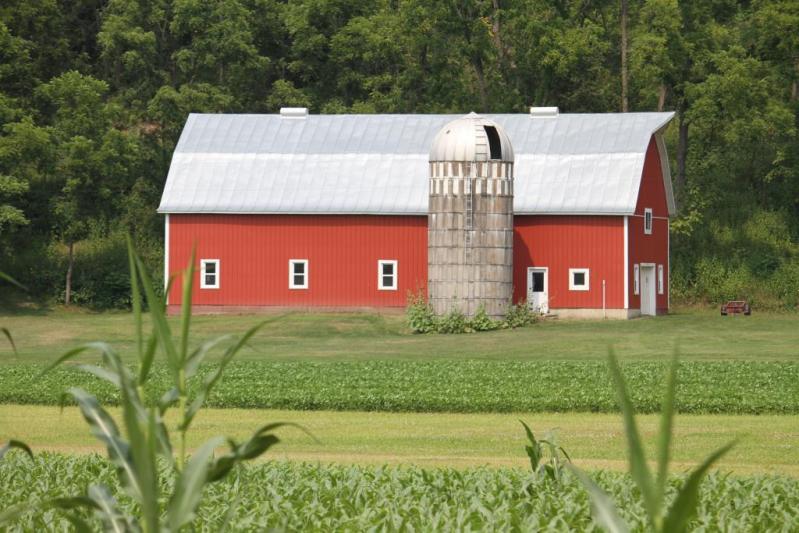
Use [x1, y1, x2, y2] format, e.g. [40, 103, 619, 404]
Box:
[428, 112, 515, 318]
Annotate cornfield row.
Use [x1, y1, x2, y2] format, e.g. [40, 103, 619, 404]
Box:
[1, 453, 797, 531]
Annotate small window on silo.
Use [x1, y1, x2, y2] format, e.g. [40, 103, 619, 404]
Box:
[484, 126, 502, 160]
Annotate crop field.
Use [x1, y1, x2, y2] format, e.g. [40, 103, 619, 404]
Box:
[1, 359, 797, 414]
[2, 307, 799, 529]
[2, 454, 798, 531]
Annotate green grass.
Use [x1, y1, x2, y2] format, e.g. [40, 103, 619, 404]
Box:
[1, 307, 798, 363]
[1, 360, 796, 414]
[3, 405, 797, 476]
[2, 453, 797, 531]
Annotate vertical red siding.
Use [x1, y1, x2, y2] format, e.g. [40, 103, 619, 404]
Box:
[168, 214, 427, 309]
[628, 137, 670, 311]
[513, 216, 625, 309]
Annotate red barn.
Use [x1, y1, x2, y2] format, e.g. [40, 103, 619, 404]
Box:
[159, 108, 675, 318]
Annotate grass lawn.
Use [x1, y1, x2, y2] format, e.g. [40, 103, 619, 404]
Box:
[2, 405, 797, 476]
[1, 306, 798, 363]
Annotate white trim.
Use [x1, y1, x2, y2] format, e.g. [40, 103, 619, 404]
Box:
[289, 259, 308, 289]
[569, 268, 590, 291]
[164, 214, 170, 292]
[634, 264, 640, 295]
[655, 131, 677, 216]
[200, 259, 220, 289]
[623, 216, 629, 309]
[667, 219, 671, 309]
[378, 260, 398, 290]
[644, 208, 653, 235]
[657, 264, 664, 295]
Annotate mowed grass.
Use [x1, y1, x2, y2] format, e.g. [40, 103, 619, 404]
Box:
[1, 306, 798, 363]
[2, 405, 797, 476]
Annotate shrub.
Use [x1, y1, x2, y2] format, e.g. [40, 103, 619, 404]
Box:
[406, 291, 437, 333]
[437, 307, 468, 334]
[469, 304, 500, 331]
[504, 300, 536, 328]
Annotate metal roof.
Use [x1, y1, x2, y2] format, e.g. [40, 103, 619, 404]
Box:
[158, 111, 675, 216]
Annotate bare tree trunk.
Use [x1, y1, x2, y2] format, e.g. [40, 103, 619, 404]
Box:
[490, 0, 515, 69]
[675, 115, 689, 200]
[621, 0, 629, 112]
[65, 241, 74, 306]
[658, 84, 667, 111]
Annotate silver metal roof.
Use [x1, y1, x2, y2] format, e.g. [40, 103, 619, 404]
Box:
[158, 112, 675, 216]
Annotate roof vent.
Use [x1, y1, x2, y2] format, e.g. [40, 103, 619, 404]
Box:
[280, 107, 308, 118]
[530, 106, 559, 118]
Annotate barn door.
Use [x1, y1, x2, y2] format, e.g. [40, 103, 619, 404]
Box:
[640, 265, 656, 316]
[527, 267, 548, 314]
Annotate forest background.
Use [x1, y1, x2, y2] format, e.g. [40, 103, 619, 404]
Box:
[0, 0, 797, 309]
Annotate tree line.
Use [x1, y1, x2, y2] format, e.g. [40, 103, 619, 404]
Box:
[0, 0, 797, 308]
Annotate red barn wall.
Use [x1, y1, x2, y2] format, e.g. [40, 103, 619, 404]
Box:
[512, 215, 625, 309]
[167, 214, 428, 309]
[628, 138, 670, 312]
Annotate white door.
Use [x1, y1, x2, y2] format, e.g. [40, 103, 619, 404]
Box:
[640, 265, 656, 316]
[527, 267, 548, 314]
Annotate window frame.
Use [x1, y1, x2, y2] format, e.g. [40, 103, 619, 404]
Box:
[657, 264, 664, 295]
[377, 260, 398, 291]
[634, 264, 640, 295]
[644, 208, 653, 235]
[568, 268, 590, 291]
[289, 259, 308, 289]
[200, 259, 220, 289]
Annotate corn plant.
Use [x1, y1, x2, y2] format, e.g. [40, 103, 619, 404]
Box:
[0, 241, 294, 531]
[520, 422, 571, 484]
[570, 350, 736, 533]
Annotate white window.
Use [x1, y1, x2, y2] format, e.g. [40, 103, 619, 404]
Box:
[644, 208, 653, 235]
[378, 260, 397, 290]
[634, 264, 640, 295]
[569, 268, 590, 291]
[658, 264, 664, 295]
[289, 259, 308, 289]
[200, 259, 220, 289]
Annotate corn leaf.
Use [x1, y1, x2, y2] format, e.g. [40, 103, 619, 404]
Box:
[0, 439, 33, 460]
[0, 271, 26, 290]
[519, 420, 542, 471]
[607, 349, 657, 520]
[655, 351, 679, 504]
[662, 441, 736, 533]
[88, 484, 134, 533]
[167, 436, 224, 531]
[135, 254, 179, 379]
[178, 247, 196, 368]
[181, 322, 268, 431]
[2, 327, 18, 356]
[126, 237, 144, 368]
[568, 465, 630, 533]
[68, 387, 143, 503]
[75, 364, 121, 387]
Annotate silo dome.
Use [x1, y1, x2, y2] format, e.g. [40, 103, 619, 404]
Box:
[427, 112, 515, 319]
[429, 112, 514, 163]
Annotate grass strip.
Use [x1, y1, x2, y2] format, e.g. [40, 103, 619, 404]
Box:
[1, 360, 797, 414]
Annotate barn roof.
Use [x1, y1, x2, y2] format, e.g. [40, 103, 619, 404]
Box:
[158, 111, 675, 216]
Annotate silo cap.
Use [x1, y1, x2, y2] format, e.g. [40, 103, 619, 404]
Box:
[429, 112, 514, 162]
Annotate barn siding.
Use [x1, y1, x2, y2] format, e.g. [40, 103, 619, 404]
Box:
[512, 215, 625, 309]
[168, 214, 428, 309]
[628, 137, 670, 312]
